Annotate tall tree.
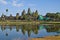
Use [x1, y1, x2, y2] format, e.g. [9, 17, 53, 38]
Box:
[6, 9, 8, 20]
[6, 9, 8, 12]
[56, 12, 60, 21]
[46, 13, 52, 18]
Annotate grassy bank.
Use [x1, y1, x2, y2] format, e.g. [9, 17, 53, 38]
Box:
[0, 21, 40, 25]
[0, 21, 60, 25]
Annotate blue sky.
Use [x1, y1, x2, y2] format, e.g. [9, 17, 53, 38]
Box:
[0, 0, 60, 16]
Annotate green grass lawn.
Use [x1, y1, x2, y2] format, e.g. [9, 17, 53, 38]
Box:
[0, 20, 60, 25]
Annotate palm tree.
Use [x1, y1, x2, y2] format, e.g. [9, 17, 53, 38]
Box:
[6, 9, 8, 12]
[6, 9, 8, 20]
[6, 9, 8, 15]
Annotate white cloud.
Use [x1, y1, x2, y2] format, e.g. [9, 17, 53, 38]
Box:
[0, 0, 8, 5]
[12, 0, 24, 7]
[0, 0, 24, 7]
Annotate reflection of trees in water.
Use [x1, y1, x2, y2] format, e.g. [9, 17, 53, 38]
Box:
[1, 25, 6, 31]
[1, 24, 60, 37]
[6, 33, 8, 36]
[16, 25, 20, 32]
[45, 25, 60, 32]
[1, 25, 14, 31]
[1, 25, 9, 36]
[9, 25, 13, 31]
[21, 25, 39, 37]
[0, 25, 39, 37]
[32, 25, 39, 34]
[21, 25, 26, 35]
[27, 29, 31, 37]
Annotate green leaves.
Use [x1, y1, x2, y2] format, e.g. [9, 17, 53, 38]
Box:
[6, 9, 8, 12]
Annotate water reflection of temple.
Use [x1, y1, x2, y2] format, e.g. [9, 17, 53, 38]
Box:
[1, 25, 6, 31]
[45, 25, 60, 32]
[0, 24, 60, 37]
[21, 25, 39, 37]
[0, 25, 39, 37]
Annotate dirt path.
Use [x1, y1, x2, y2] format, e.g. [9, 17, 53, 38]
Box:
[30, 36, 60, 40]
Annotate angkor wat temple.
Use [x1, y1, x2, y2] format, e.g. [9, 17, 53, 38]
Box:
[0, 8, 60, 21]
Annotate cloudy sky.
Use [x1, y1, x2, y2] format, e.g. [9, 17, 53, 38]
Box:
[0, 0, 60, 16]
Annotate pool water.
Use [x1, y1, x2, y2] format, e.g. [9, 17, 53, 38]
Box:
[0, 25, 60, 40]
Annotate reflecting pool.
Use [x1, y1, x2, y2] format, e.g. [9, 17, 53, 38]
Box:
[0, 24, 60, 40]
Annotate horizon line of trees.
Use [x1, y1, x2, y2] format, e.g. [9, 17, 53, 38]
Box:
[0, 8, 60, 21]
[1, 25, 60, 36]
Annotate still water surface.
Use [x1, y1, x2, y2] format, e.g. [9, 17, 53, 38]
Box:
[0, 25, 60, 40]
